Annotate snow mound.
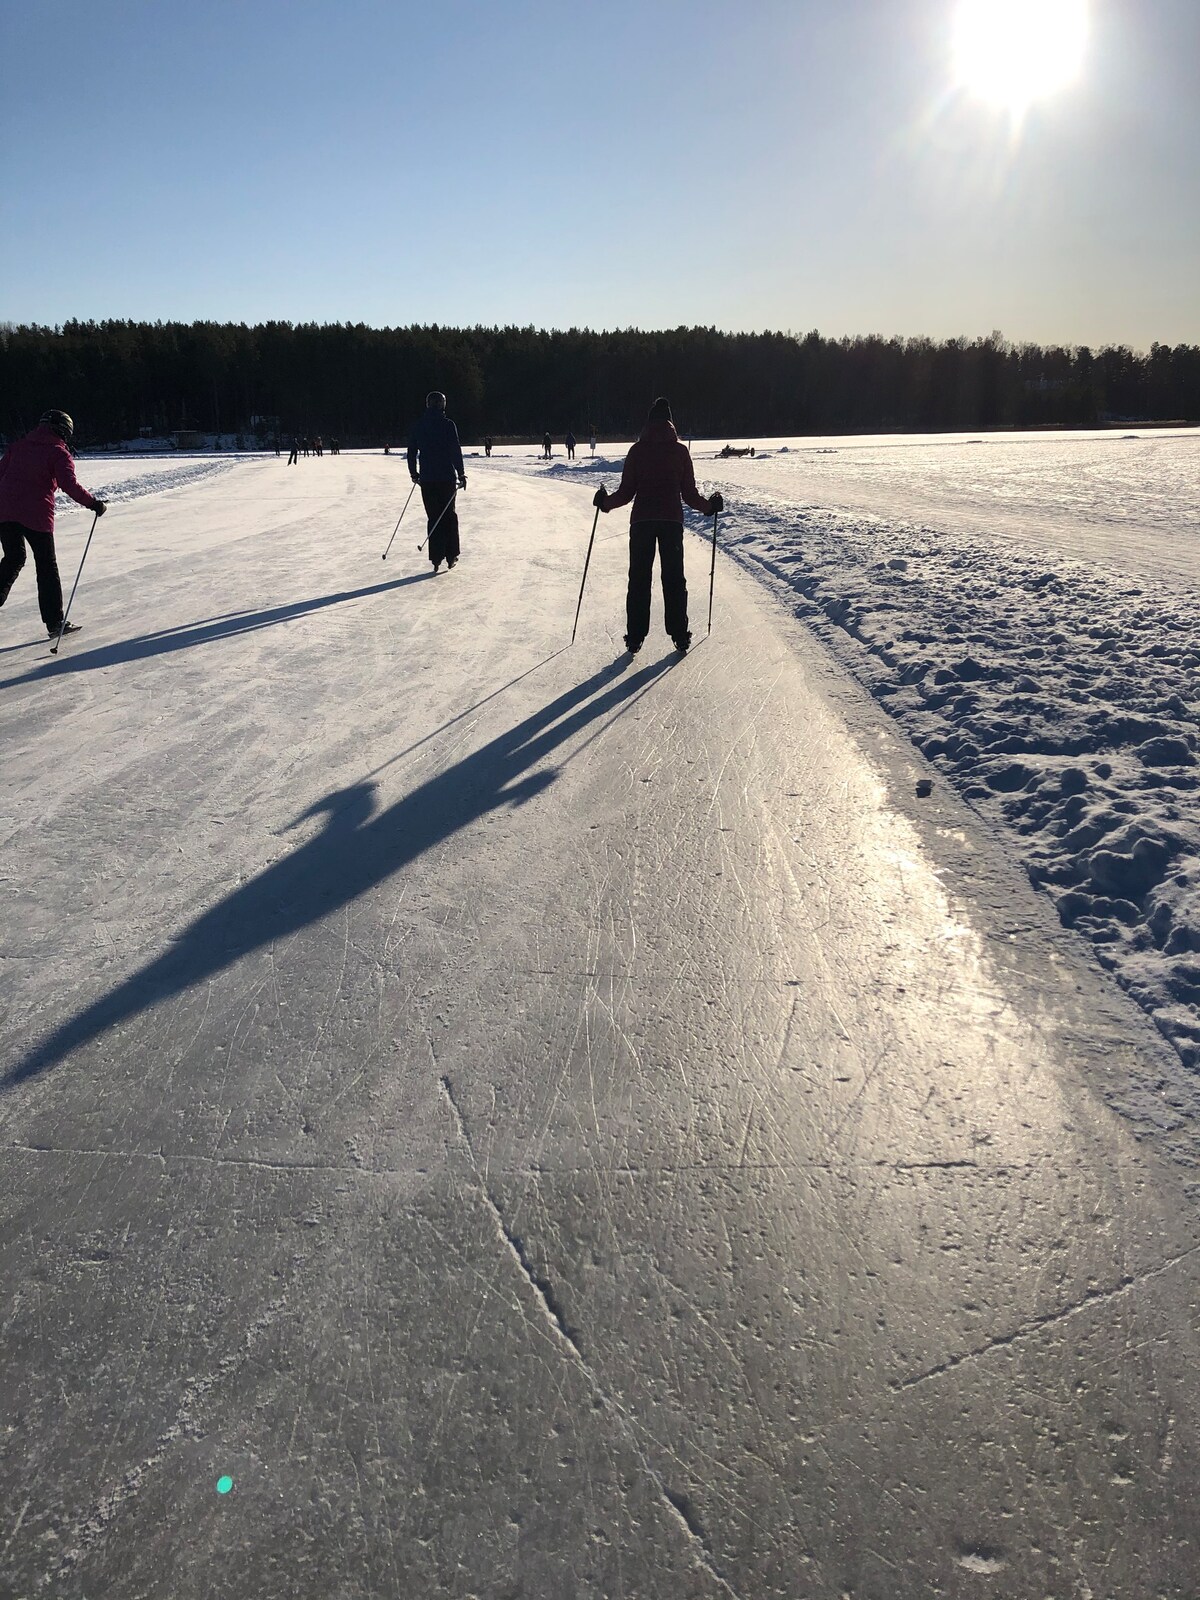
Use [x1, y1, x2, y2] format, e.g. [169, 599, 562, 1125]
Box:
[540, 458, 615, 480]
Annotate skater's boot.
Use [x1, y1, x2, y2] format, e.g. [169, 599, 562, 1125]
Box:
[431, 559, 442, 573]
[672, 631, 691, 655]
[50, 620, 81, 639]
[624, 634, 643, 655]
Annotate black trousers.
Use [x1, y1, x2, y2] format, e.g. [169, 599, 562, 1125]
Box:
[627, 520, 688, 644]
[420, 481, 460, 566]
[0, 522, 64, 632]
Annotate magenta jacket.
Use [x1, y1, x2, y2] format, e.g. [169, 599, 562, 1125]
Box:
[598, 419, 717, 524]
[0, 425, 103, 534]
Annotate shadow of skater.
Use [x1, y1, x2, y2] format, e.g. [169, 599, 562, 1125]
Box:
[4, 656, 672, 1090]
[0, 574, 432, 688]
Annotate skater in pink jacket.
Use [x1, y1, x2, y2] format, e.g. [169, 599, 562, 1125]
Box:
[0, 410, 106, 638]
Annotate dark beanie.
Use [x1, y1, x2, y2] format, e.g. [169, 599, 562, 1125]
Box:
[647, 396, 672, 423]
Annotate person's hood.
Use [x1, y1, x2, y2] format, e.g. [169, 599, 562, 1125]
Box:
[28, 424, 69, 448]
[639, 419, 679, 444]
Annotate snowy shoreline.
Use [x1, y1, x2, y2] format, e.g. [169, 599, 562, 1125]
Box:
[721, 488, 1200, 1078]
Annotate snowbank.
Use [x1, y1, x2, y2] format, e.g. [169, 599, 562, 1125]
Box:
[56, 455, 242, 515]
[724, 489, 1199, 1073]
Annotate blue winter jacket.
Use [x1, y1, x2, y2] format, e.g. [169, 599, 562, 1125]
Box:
[407, 411, 465, 483]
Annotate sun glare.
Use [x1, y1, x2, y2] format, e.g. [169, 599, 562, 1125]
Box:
[952, 0, 1088, 115]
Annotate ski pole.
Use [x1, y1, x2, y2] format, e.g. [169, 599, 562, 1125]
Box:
[382, 481, 418, 560]
[51, 511, 100, 655]
[417, 489, 458, 553]
[571, 502, 602, 644]
[706, 507, 719, 635]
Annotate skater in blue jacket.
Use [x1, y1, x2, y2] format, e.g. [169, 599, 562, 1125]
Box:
[407, 392, 466, 572]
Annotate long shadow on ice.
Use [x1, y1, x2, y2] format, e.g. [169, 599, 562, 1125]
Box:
[3, 655, 671, 1090]
[0, 574, 431, 688]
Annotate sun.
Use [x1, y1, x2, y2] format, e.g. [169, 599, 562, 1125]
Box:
[952, 0, 1088, 115]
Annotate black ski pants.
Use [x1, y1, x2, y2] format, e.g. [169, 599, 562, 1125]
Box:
[420, 480, 460, 567]
[627, 520, 688, 645]
[0, 522, 64, 632]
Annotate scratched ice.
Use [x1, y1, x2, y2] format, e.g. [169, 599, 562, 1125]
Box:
[2, 442, 1199, 1598]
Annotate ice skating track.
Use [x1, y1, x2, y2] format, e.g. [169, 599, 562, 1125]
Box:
[2, 453, 1198, 1597]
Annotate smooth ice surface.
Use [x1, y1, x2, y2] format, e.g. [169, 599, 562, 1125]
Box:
[3, 450, 1200, 1597]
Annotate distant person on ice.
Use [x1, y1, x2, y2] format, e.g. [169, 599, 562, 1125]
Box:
[287, 436, 299, 465]
[484, 435, 493, 457]
[542, 432, 553, 459]
[565, 430, 576, 460]
[589, 427, 597, 457]
[0, 410, 106, 640]
[407, 390, 466, 573]
[593, 396, 721, 657]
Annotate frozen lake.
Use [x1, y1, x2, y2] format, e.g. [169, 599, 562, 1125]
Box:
[3, 439, 1199, 1597]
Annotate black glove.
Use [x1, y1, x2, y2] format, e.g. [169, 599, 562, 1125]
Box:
[457, 475, 467, 491]
[410, 474, 419, 486]
[93, 500, 108, 516]
[593, 487, 607, 510]
[709, 492, 724, 515]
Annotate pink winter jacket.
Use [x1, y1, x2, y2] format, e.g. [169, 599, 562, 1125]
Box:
[599, 419, 716, 524]
[0, 425, 102, 534]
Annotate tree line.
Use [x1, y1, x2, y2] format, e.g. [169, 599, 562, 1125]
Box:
[1, 319, 1197, 446]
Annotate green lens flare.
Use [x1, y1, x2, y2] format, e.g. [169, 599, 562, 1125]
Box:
[216, 1476, 233, 1495]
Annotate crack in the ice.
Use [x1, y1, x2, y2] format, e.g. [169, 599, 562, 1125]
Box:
[502, 1222, 585, 1356]
[894, 1159, 980, 1171]
[9, 1142, 356, 1175]
[7, 1140, 1028, 1179]
[663, 1484, 709, 1544]
[895, 1244, 1200, 1391]
[437, 1072, 472, 1153]
[437, 1072, 746, 1599]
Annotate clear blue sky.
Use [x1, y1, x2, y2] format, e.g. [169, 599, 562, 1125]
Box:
[2, 0, 1196, 348]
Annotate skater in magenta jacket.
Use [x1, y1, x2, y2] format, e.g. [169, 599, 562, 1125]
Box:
[593, 397, 722, 655]
[0, 410, 107, 639]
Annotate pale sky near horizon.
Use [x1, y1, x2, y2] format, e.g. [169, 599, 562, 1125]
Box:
[2, 0, 1196, 350]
